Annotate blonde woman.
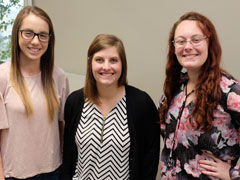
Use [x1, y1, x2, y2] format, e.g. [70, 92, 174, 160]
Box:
[0, 6, 69, 180]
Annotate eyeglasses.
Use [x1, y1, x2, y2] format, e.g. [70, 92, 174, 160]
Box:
[172, 36, 208, 47]
[19, 30, 51, 42]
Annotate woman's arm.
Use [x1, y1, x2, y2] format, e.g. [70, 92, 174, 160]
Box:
[58, 73, 69, 155]
[0, 132, 5, 180]
[0, 80, 7, 180]
[60, 90, 83, 180]
[141, 94, 160, 180]
[60, 94, 75, 180]
[200, 81, 240, 180]
[59, 120, 65, 154]
[0, 152, 5, 180]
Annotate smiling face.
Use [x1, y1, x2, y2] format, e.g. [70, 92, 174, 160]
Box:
[92, 46, 122, 88]
[174, 20, 208, 74]
[18, 13, 49, 63]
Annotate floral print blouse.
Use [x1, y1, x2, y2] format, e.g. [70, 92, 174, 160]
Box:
[159, 74, 240, 180]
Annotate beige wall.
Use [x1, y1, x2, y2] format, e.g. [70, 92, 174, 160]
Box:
[33, 0, 240, 105]
[33, 0, 240, 104]
[33, 0, 240, 179]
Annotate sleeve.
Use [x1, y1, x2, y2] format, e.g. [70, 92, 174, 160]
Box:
[58, 75, 70, 121]
[226, 83, 240, 125]
[141, 93, 160, 180]
[0, 69, 9, 129]
[61, 91, 81, 180]
[158, 94, 166, 138]
[0, 92, 9, 129]
[158, 94, 166, 108]
[225, 83, 240, 179]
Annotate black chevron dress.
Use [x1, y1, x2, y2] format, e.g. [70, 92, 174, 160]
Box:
[73, 97, 130, 180]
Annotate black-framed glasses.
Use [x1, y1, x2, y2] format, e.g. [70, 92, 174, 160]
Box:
[19, 30, 51, 42]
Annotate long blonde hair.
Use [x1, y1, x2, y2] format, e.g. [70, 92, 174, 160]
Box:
[10, 6, 59, 121]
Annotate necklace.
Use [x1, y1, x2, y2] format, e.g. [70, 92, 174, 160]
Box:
[167, 84, 195, 168]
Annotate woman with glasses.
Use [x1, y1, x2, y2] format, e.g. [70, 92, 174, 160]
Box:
[159, 11, 240, 179]
[61, 34, 160, 180]
[0, 6, 69, 180]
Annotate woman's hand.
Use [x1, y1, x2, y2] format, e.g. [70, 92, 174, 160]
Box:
[199, 151, 231, 180]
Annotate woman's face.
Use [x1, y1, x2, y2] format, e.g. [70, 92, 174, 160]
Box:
[18, 13, 49, 63]
[174, 20, 208, 74]
[91, 46, 122, 88]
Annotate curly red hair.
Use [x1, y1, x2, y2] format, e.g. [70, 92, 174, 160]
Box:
[159, 12, 223, 130]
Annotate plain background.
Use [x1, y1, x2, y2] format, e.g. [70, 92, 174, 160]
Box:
[33, 0, 240, 179]
[33, 0, 240, 104]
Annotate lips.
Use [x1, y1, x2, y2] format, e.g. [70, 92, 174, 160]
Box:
[99, 72, 114, 76]
[182, 54, 198, 57]
[28, 47, 41, 53]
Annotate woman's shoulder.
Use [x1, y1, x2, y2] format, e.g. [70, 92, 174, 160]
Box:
[53, 65, 68, 79]
[0, 62, 10, 82]
[0, 61, 10, 74]
[66, 88, 84, 103]
[52, 65, 69, 88]
[220, 72, 240, 93]
[125, 85, 153, 102]
[126, 85, 148, 96]
[0, 62, 11, 94]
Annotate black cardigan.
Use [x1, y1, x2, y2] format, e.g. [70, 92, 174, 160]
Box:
[61, 85, 160, 180]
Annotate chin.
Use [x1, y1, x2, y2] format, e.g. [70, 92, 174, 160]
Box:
[28, 54, 42, 61]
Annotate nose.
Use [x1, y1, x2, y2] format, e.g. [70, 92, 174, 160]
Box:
[184, 40, 193, 49]
[103, 61, 110, 69]
[31, 35, 41, 44]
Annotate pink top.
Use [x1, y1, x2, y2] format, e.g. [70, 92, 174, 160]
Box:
[0, 62, 69, 178]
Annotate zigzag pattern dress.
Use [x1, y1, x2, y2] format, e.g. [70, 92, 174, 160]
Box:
[73, 96, 130, 180]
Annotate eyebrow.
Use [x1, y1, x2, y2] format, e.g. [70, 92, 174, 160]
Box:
[175, 34, 204, 39]
[20, 28, 49, 34]
[93, 56, 102, 59]
[110, 56, 120, 59]
[94, 56, 120, 59]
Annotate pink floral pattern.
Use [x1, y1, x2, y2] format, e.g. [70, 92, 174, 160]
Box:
[160, 73, 240, 180]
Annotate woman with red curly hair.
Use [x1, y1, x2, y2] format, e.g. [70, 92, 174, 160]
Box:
[159, 11, 240, 180]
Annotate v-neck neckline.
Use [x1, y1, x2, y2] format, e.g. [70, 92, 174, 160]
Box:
[94, 95, 126, 118]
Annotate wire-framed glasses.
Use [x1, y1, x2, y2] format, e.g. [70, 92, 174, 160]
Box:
[19, 30, 51, 42]
[172, 36, 208, 48]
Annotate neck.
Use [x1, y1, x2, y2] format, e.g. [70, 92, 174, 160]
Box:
[187, 70, 199, 92]
[97, 84, 125, 101]
[96, 84, 125, 117]
[20, 54, 41, 76]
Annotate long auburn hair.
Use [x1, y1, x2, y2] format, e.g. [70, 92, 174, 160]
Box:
[84, 34, 128, 104]
[10, 6, 59, 122]
[159, 12, 223, 130]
